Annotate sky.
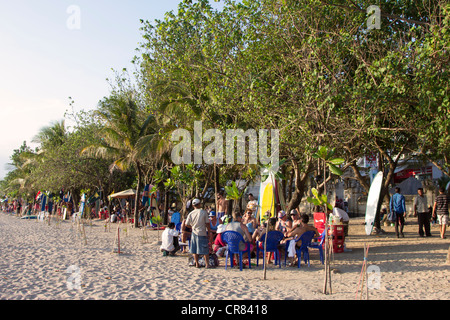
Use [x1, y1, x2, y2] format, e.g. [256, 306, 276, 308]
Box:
[0, 0, 224, 180]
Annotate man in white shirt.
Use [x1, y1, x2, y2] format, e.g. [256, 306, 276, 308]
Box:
[185, 199, 212, 268]
[414, 188, 431, 237]
[160, 222, 180, 256]
[331, 206, 350, 236]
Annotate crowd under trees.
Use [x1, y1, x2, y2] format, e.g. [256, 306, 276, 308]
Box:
[1, 0, 449, 229]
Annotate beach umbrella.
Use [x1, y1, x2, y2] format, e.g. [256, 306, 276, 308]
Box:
[109, 189, 136, 199]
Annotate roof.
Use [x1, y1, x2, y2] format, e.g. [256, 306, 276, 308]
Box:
[390, 176, 423, 195]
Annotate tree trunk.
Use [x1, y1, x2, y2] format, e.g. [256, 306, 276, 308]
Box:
[164, 189, 170, 225]
[287, 167, 295, 203]
[349, 161, 370, 193]
[227, 199, 233, 216]
[214, 163, 220, 210]
[134, 161, 142, 228]
[285, 160, 313, 213]
[72, 190, 79, 213]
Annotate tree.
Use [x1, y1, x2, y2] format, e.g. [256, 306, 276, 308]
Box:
[308, 146, 345, 295]
[82, 94, 158, 227]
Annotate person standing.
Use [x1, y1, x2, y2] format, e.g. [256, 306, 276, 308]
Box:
[185, 199, 213, 268]
[170, 203, 181, 225]
[390, 187, 406, 238]
[216, 191, 228, 223]
[432, 187, 450, 239]
[414, 188, 431, 237]
[246, 193, 258, 216]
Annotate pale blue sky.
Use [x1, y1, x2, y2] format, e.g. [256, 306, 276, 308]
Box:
[0, 0, 224, 179]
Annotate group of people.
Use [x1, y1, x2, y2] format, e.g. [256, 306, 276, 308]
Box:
[387, 186, 449, 239]
[1, 201, 22, 214]
[160, 193, 324, 268]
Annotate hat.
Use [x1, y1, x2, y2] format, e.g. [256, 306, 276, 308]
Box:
[209, 211, 216, 217]
[290, 209, 297, 215]
[171, 202, 177, 208]
[216, 224, 226, 234]
[278, 210, 286, 218]
[192, 199, 201, 206]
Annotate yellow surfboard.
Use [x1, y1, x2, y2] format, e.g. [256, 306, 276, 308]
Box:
[258, 172, 276, 223]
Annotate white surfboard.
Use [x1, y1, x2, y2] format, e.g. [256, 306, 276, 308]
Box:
[365, 171, 383, 235]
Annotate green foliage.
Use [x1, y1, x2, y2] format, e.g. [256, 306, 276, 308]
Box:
[224, 181, 245, 201]
[307, 187, 333, 211]
[2, 0, 449, 211]
[308, 146, 344, 210]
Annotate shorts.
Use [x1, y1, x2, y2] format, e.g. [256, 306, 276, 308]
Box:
[217, 212, 226, 221]
[438, 214, 449, 226]
[190, 233, 209, 255]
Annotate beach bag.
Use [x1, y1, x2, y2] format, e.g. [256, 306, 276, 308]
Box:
[188, 254, 196, 266]
[188, 254, 219, 267]
[208, 253, 219, 267]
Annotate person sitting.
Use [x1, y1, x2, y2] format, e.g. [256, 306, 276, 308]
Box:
[209, 211, 220, 239]
[275, 210, 292, 236]
[160, 222, 180, 256]
[284, 214, 319, 265]
[213, 224, 228, 257]
[286, 209, 301, 233]
[119, 208, 127, 223]
[253, 216, 277, 264]
[253, 216, 276, 243]
[225, 211, 253, 266]
[242, 209, 258, 234]
[225, 211, 253, 250]
[286, 214, 319, 245]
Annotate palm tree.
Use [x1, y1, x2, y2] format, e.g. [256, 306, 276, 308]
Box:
[82, 94, 159, 228]
[32, 120, 67, 150]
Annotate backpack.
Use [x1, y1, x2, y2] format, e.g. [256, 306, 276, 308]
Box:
[188, 253, 219, 267]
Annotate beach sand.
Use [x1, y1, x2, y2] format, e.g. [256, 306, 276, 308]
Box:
[0, 212, 448, 300]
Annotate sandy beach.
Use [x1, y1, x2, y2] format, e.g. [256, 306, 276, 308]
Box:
[0, 212, 448, 300]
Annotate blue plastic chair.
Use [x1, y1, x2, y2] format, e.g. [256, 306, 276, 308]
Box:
[256, 231, 284, 268]
[292, 231, 315, 268]
[221, 231, 251, 271]
[308, 229, 326, 265]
